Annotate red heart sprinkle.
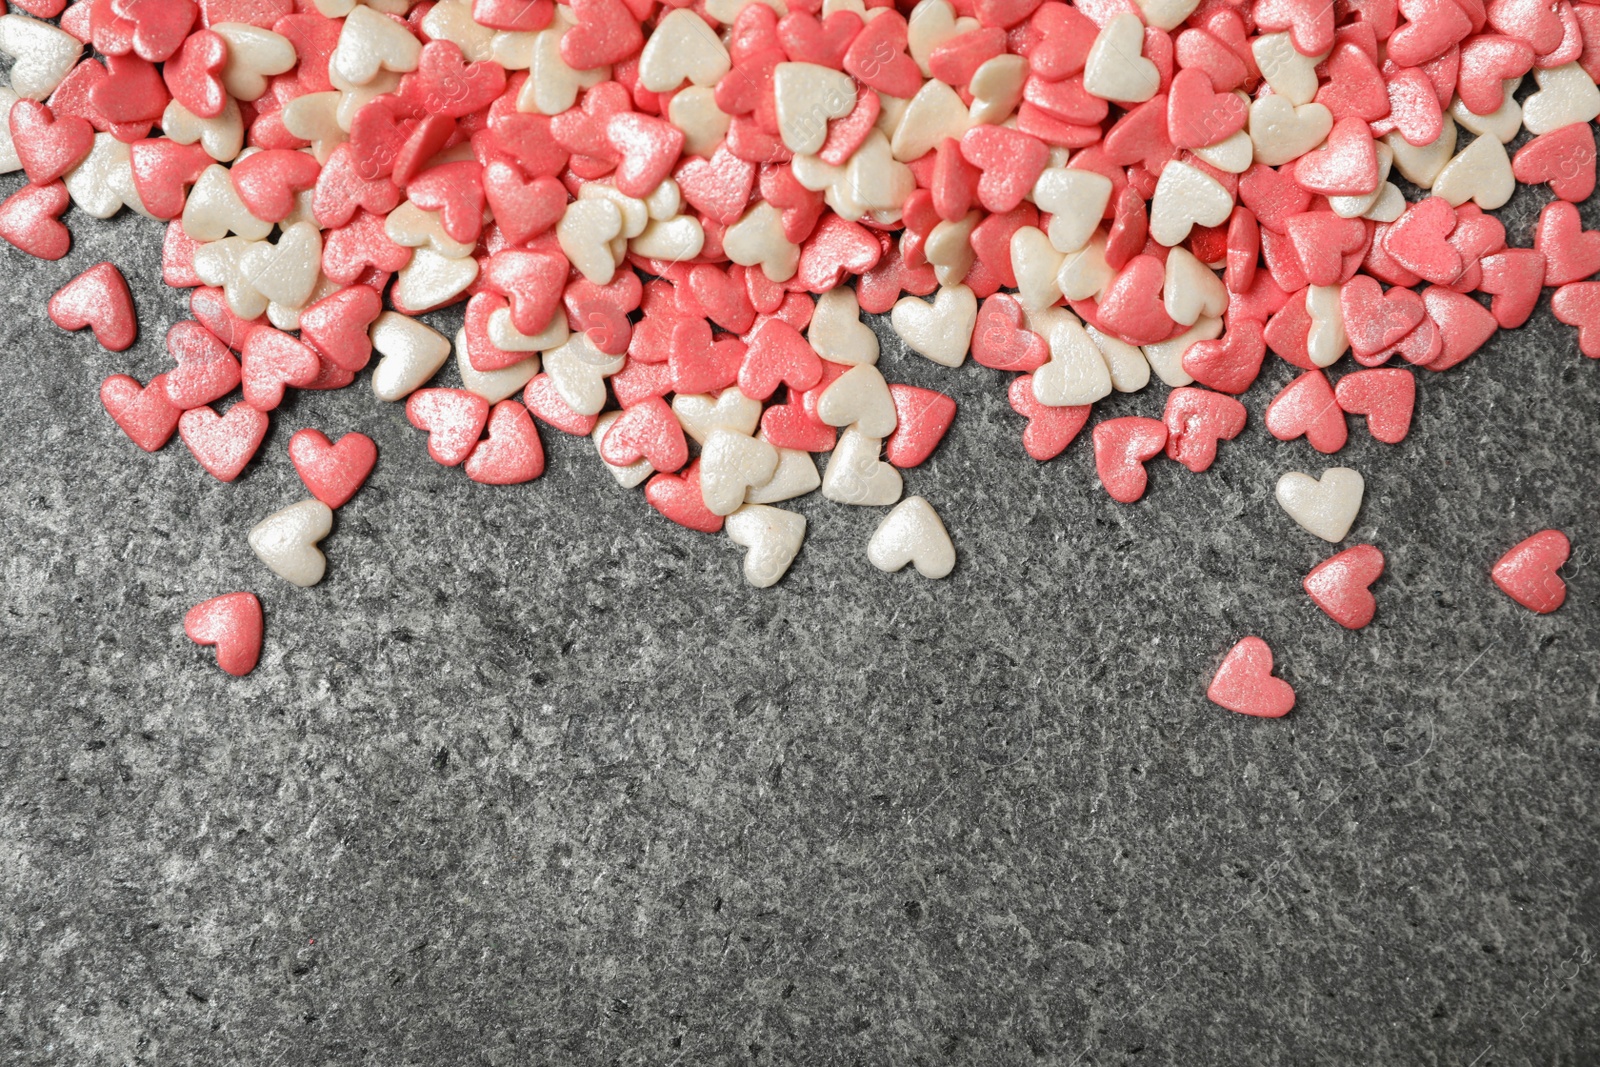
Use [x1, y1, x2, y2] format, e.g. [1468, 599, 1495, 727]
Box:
[179, 402, 269, 481]
[1266, 369, 1348, 453]
[101, 373, 183, 452]
[49, 262, 137, 352]
[1334, 368, 1416, 444]
[288, 429, 378, 507]
[1304, 544, 1385, 629]
[885, 384, 957, 469]
[407, 389, 492, 467]
[1491, 530, 1571, 614]
[184, 592, 263, 677]
[1163, 387, 1246, 472]
[163, 321, 241, 410]
[1207, 636, 1295, 718]
[1092, 416, 1169, 503]
[465, 400, 546, 485]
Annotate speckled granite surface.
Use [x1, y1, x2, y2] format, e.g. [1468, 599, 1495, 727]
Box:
[1, 155, 1597, 1064]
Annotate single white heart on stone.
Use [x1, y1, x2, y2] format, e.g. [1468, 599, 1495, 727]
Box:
[282, 93, 347, 163]
[421, 0, 497, 62]
[558, 198, 625, 284]
[808, 287, 878, 365]
[746, 434, 821, 504]
[214, 23, 298, 102]
[249, 499, 334, 588]
[1087, 326, 1151, 392]
[1305, 284, 1348, 368]
[773, 62, 857, 156]
[1136, 0, 1200, 31]
[891, 284, 976, 368]
[184, 164, 274, 242]
[725, 201, 800, 282]
[1010, 225, 1066, 312]
[1141, 315, 1221, 387]
[1276, 467, 1364, 543]
[394, 247, 480, 312]
[454, 329, 539, 402]
[1521, 63, 1600, 136]
[1033, 313, 1112, 406]
[700, 429, 781, 516]
[1191, 127, 1254, 173]
[1329, 141, 1393, 218]
[673, 388, 763, 444]
[195, 236, 272, 319]
[1083, 13, 1160, 104]
[868, 496, 956, 578]
[519, 19, 609, 116]
[371, 312, 453, 401]
[591, 411, 653, 487]
[1432, 131, 1514, 210]
[1163, 246, 1229, 327]
[925, 210, 980, 286]
[1032, 167, 1113, 255]
[0, 15, 83, 101]
[968, 53, 1026, 125]
[1248, 96, 1333, 167]
[639, 8, 730, 92]
[891, 78, 971, 162]
[64, 134, 135, 220]
[1449, 78, 1522, 142]
[1057, 233, 1115, 301]
[1385, 121, 1456, 188]
[239, 221, 323, 311]
[1149, 160, 1234, 247]
[668, 87, 732, 157]
[386, 201, 477, 258]
[330, 5, 422, 87]
[821, 426, 903, 506]
[164, 97, 246, 163]
[1251, 33, 1323, 106]
[630, 215, 705, 262]
[544, 331, 625, 416]
[724, 504, 807, 588]
[490, 306, 569, 353]
[818, 364, 898, 437]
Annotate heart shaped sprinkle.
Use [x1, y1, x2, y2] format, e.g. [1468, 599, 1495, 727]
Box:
[1207, 636, 1296, 718]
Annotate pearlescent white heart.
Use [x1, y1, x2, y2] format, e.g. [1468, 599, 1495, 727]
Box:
[891, 78, 971, 161]
[868, 496, 955, 579]
[1276, 468, 1364, 543]
[1083, 14, 1159, 104]
[1449, 79, 1522, 142]
[773, 62, 857, 155]
[1305, 285, 1348, 368]
[673, 388, 763, 445]
[371, 313, 453, 402]
[1032, 314, 1112, 407]
[249, 499, 334, 588]
[1248, 96, 1333, 166]
[454, 330, 539, 403]
[214, 23, 299, 102]
[725, 202, 800, 282]
[699, 430, 780, 516]
[1010, 225, 1066, 312]
[1032, 167, 1113, 255]
[1087, 327, 1151, 392]
[746, 437, 821, 504]
[639, 8, 731, 92]
[820, 427, 902, 506]
[1432, 132, 1514, 210]
[1149, 161, 1234, 247]
[184, 165, 273, 242]
[808, 287, 878, 366]
[1520, 63, 1600, 136]
[817, 364, 898, 438]
[1163, 247, 1228, 327]
[1384, 122, 1456, 188]
[330, 5, 422, 87]
[724, 504, 807, 588]
[393, 247, 480, 312]
[163, 97, 246, 162]
[544, 332, 625, 416]
[1251, 33, 1323, 106]
[891, 285, 976, 368]
[1141, 316, 1221, 387]
[0, 15, 83, 101]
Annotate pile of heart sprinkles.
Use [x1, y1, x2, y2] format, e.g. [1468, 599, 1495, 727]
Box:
[3, 0, 1586, 708]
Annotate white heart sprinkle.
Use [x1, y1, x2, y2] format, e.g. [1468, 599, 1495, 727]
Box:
[890, 78, 971, 162]
[1384, 121, 1456, 188]
[454, 329, 538, 403]
[183, 165, 273, 242]
[330, 5, 422, 87]
[724, 504, 807, 588]
[544, 332, 625, 416]
[700, 429, 781, 515]
[1251, 32, 1323, 106]
[371, 312, 452, 402]
[817, 364, 898, 438]
[1431, 132, 1514, 210]
[214, 23, 299, 102]
[393, 247, 480, 312]
[1449, 78, 1522, 142]
[773, 62, 857, 156]
[1149, 160, 1234, 247]
[1032, 313, 1112, 406]
[1083, 13, 1160, 104]
[163, 97, 246, 162]
[890, 284, 976, 368]
[808, 287, 878, 366]
[868, 496, 956, 579]
[820, 426, 903, 506]
[1032, 167, 1113, 255]
[0, 14, 83, 101]
[673, 388, 763, 444]
[1305, 285, 1348, 368]
[249, 499, 334, 588]
[639, 8, 730, 92]
[1276, 467, 1364, 543]
[1141, 316, 1221, 387]
[745, 436, 821, 504]
[1248, 96, 1333, 167]
[1520, 63, 1600, 136]
[1163, 246, 1228, 327]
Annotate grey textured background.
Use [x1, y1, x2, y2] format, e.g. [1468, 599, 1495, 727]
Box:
[1, 153, 1598, 1064]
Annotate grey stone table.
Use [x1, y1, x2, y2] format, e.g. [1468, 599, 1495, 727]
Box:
[1, 163, 1596, 1065]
